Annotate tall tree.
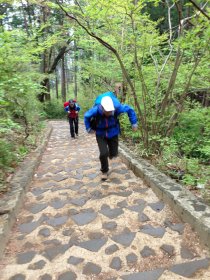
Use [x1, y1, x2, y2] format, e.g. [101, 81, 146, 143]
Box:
[55, 0, 209, 151]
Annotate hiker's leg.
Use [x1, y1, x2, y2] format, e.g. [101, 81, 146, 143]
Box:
[96, 136, 109, 173]
[108, 136, 119, 159]
[69, 118, 75, 138]
[74, 117, 79, 135]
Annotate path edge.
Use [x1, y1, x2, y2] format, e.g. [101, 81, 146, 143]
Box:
[0, 123, 53, 258]
[119, 142, 210, 251]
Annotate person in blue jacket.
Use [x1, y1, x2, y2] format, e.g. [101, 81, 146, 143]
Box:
[64, 99, 81, 139]
[84, 92, 138, 180]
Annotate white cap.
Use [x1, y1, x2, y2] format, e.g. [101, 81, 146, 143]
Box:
[101, 96, 115, 111]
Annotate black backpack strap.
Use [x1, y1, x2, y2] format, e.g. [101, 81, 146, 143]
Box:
[91, 112, 119, 131]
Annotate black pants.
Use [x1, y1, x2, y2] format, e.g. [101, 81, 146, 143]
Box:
[69, 117, 78, 137]
[96, 135, 118, 173]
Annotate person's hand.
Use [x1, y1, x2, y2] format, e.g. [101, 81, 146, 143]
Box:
[132, 125, 138, 132]
[87, 128, 95, 134]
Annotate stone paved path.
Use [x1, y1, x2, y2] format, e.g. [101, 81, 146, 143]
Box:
[0, 120, 210, 280]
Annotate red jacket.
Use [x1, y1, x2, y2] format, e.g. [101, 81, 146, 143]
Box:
[68, 106, 78, 118]
[64, 102, 80, 118]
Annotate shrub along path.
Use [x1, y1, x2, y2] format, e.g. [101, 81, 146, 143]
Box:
[0, 120, 210, 280]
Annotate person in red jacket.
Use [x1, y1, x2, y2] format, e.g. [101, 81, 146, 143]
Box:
[64, 99, 81, 139]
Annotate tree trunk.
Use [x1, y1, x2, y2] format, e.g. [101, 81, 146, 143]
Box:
[61, 56, 66, 102]
[165, 58, 201, 136]
[39, 77, 50, 102]
[74, 40, 78, 100]
[65, 56, 69, 94]
[55, 68, 59, 99]
[159, 48, 183, 116]
[38, 6, 51, 102]
[21, 1, 30, 36]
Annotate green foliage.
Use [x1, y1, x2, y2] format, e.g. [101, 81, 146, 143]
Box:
[120, 114, 135, 137]
[0, 29, 44, 129]
[0, 118, 21, 134]
[18, 145, 28, 157]
[0, 28, 46, 191]
[43, 99, 66, 119]
[77, 36, 121, 94]
[0, 139, 17, 170]
[182, 173, 197, 186]
[0, 139, 17, 191]
[156, 136, 209, 188]
[70, 0, 209, 153]
[173, 106, 210, 161]
[79, 93, 96, 116]
[182, 157, 209, 187]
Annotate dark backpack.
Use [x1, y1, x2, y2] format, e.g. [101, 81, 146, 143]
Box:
[90, 116, 98, 130]
[90, 112, 119, 131]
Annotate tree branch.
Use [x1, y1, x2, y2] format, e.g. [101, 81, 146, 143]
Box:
[48, 38, 72, 73]
[188, 0, 210, 20]
[56, 1, 117, 53]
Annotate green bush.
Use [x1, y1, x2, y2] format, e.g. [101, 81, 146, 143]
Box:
[0, 118, 21, 134]
[0, 139, 17, 171]
[172, 106, 210, 162]
[0, 139, 17, 192]
[43, 99, 66, 119]
[158, 138, 209, 187]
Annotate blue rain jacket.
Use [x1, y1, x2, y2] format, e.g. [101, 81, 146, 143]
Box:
[84, 95, 138, 139]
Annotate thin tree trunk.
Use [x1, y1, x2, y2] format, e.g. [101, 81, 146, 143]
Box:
[61, 56, 66, 102]
[55, 69, 59, 99]
[159, 48, 183, 117]
[165, 57, 201, 136]
[74, 40, 78, 100]
[21, 1, 30, 36]
[65, 56, 69, 94]
[38, 6, 51, 101]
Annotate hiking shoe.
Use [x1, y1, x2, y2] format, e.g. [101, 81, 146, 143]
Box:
[101, 172, 108, 181]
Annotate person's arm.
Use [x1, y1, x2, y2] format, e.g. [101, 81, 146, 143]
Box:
[75, 104, 81, 112]
[84, 106, 98, 133]
[117, 104, 138, 129]
[64, 105, 69, 112]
